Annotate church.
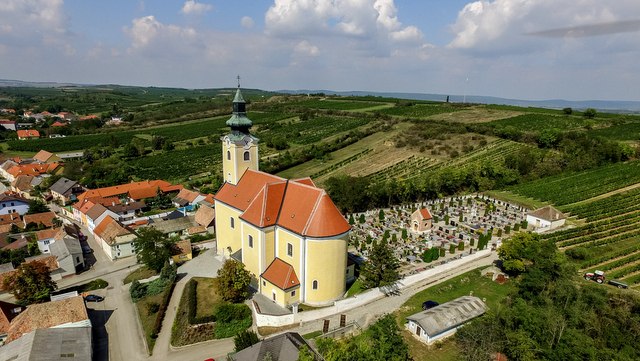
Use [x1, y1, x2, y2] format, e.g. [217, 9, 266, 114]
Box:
[214, 84, 351, 308]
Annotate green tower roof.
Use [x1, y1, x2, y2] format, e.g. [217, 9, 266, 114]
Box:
[226, 87, 253, 128]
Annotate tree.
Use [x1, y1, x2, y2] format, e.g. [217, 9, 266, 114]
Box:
[378, 209, 385, 222]
[348, 214, 355, 225]
[26, 199, 50, 215]
[562, 107, 573, 115]
[216, 259, 251, 303]
[358, 214, 366, 224]
[497, 232, 541, 275]
[133, 227, 177, 272]
[3, 260, 57, 304]
[234, 329, 259, 352]
[360, 239, 400, 289]
[401, 228, 408, 240]
[583, 108, 597, 119]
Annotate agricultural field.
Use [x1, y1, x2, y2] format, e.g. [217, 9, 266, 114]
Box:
[130, 144, 220, 182]
[588, 121, 640, 141]
[486, 113, 602, 132]
[427, 106, 524, 124]
[376, 103, 467, 118]
[508, 160, 640, 206]
[276, 98, 386, 111]
[541, 186, 640, 287]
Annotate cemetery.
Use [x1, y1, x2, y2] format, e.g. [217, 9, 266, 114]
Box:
[348, 194, 528, 276]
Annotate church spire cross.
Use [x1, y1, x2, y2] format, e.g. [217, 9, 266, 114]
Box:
[237, 75, 241, 88]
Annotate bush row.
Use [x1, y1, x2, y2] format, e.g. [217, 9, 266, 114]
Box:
[186, 279, 216, 325]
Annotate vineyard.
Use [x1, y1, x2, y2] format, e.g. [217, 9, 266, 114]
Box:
[283, 99, 384, 111]
[487, 113, 602, 132]
[541, 186, 640, 287]
[259, 115, 371, 145]
[509, 160, 640, 206]
[375, 103, 466, 118]
[130, 144, 220, 181]
[364, 139, 527, 184]
[588, 121, 640, 141]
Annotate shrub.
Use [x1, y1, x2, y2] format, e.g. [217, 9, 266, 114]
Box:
[151, 278, 176, 336]
[186, 279, 216, 325]
[130, 280, 147, 302]
[147, 302, 160, 315]
[146, 278, 169, 297]
[85, 279, 108, 291]
[234, 330, 260, 352]
[215, 303, 251, 324]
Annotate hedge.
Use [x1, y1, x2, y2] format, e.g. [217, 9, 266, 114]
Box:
[151, 279, 176, 338]
[186, 279, 216, 325]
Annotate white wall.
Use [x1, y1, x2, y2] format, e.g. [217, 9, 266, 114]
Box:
[0, 202, 29, 215]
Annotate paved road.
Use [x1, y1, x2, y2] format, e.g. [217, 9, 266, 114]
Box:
[85, 246, 496, 361]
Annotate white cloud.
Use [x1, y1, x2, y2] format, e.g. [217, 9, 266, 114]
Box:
[180, 0, 212, 16]
[241, 16, 254, 29]
[125, 15, 197, 50]
[448, 0, 640, 52]
[265, 0, 424, 44]
[294, 40, 319, 56]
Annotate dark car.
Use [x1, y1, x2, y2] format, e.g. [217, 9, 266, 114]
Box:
[608, 280, 629, 289]
[84, 294, 104, 302]
[422, 300, 439, 310]
[81, 245, 92, 254]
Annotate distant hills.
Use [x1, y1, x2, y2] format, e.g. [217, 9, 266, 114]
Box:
[278, 89, 640, 113]
[2, 78, 639, 113]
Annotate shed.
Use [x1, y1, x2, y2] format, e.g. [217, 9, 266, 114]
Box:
[526, 205, 566, 230]
[406, 295, 487, 344]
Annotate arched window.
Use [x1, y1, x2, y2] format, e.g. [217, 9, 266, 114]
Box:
[312, 280, 318, 290]
[243, 151, 250, 161]
[227, 151, 231, 160]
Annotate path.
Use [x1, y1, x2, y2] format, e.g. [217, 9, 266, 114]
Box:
[261, 252, 498, 338]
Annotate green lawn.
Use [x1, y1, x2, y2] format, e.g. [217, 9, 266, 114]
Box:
[124, 266, 157, 284]
[483, 190, 548, 210]
[194, 277, 221, 319]
[395, 268, 515, 361]
[136, 290, 168, 354]
[346, 278, 364, 297]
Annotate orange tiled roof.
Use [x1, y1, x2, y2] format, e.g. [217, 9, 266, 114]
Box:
[0, 301, 25, 334]
[174, 188, 200, 203]
[77, 180, 181, 203]
[419, 208, 432, 220]
[16, 130, 40, 138]
[79, 114, 99, 120]
[217, 170, 350, 238]
[23, 212, 56, 228]
[5, 296, 88, 343]
[34, 228, 60, 241]
[11, 175, 35, 192]
[51, 121, 66, 127]
[261, 258, 300, 291]
[33, 150, 53, 163]
[0, 213, 21, 226]
[94, 216, 131, 245]
[7, 163, 59, 178]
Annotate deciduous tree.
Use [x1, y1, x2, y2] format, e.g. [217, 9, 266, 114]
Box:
[133, 227, 177, 272]
[360, 239, 399, 289]
[3, 260, 56, 304]
[216, 259, 251, 303]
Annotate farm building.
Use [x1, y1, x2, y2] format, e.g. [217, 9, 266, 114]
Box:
[526, 205, 566, 231]
[410, 208, 433, 233]
[405, 296, 487, 345]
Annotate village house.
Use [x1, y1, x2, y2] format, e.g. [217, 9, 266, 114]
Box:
[106, 201, 145, 222]
[49, 231, 85, 276]
[0, 301, 25, 342]
[194, 204, 215, 231]
[16, 130, 40, 140]
[76, 179, 182, 204]
[229, 332, 321, 361]
[23, 211, 57, 229]
[172, 188, 207, 207]
[1, 295, 92, 360]
[214, 86, 351, 308]
[2, 162, 60, 183]
[49, 177, 85, 204]
[34, 228, 59, 254]
[406, 296, 487, 345]
[148, 215, 197, 238]
[171, 239, 193, 264]
[32, 150, 61, 164]
[93, 216, 136, 260]
[10, 174, 42, 198]
[85, 203, 118, 231]
[0, 194, 30, 215]
[526, 205, 566, 231]
[0, 120, 16, 131]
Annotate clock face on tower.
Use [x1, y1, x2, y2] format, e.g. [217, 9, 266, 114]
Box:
[243, 137, 253, 149]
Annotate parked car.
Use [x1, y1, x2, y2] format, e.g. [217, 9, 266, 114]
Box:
[84, 294, 104, 302]
[422, 300, 439, 310]
[608, 280, 628, 289]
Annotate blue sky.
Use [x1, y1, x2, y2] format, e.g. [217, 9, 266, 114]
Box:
[1, 0, 640, 101]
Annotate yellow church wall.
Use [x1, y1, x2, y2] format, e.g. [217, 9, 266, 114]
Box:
[275, 228, 302, 278]
[213, 201, 242, 257]
[240, 221, 261, 279]
[304, 235, 348, 306]
[221, 139, 259, 185]
[264, 228, 275, 271]
[260, 278, 300, 308]
[233, 144, 258, 183]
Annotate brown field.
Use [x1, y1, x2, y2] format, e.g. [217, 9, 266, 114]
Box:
[428, 107, 523, 123]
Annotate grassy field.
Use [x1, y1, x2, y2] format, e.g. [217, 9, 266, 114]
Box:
[124, 266, 157, 284]
[394, 268, 515, 361]
[428, 106, 524, 124]
[194, 277, 220, 319]
[136, 290, 168, 354]
[483, 190, 549, 210]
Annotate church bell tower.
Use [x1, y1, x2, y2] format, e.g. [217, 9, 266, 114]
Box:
[222, 76, 259, 185]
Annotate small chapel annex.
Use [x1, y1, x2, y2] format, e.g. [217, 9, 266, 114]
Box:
[214, 83, 351, 308]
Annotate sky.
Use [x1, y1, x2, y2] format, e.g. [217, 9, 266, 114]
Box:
[1, 0, 640, 101]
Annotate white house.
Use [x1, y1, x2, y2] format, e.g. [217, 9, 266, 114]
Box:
[0, 194, 30, 215]
[93, 216, 136, 260]
[406, 296, 487, 345]
[35, 228, 60, 254]
[526, 205, 566, 231]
